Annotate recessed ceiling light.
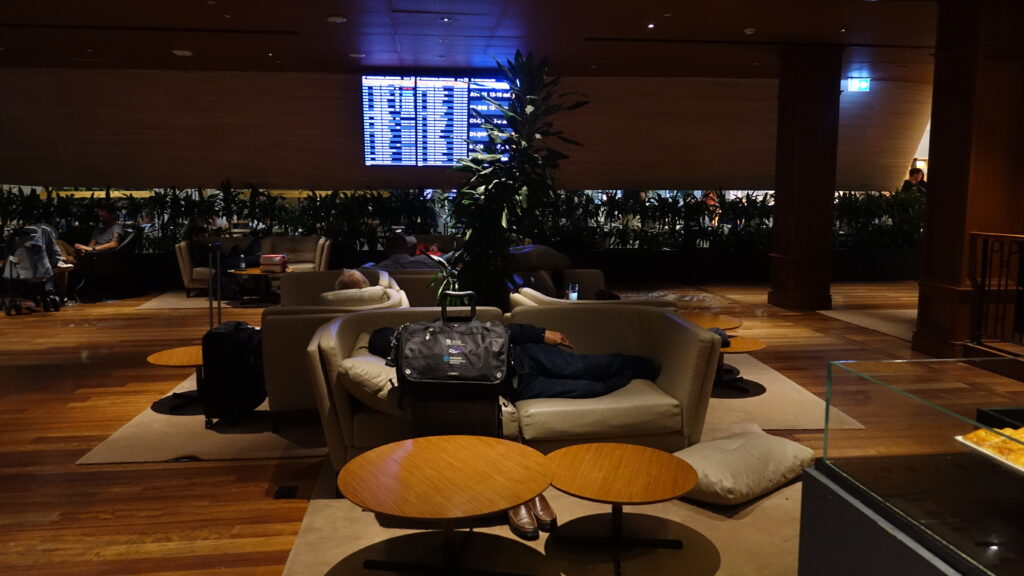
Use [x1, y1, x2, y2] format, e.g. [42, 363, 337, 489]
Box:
[326, 15, 347, 23]
[647, 23, 655, 29]
[267, 52, 274, 57]
[840, 27, 847, 33]
[221, 13, 231, 18]
[664, 13, 673, 17]
[349, 53, 366, 58]
[440, 17, 453, 22]
[171, 49, 194, 57]
[743, 27, 756, 35]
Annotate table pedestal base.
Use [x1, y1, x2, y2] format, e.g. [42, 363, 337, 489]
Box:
[362, 524, 533, 576]
[712, 361, 767, 399]
[554, 504, 682, 576]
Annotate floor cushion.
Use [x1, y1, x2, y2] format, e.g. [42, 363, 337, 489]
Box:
[674, 431, 814, 505]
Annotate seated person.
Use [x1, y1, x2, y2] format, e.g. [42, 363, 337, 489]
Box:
[70, 204, 124, 297]
[367, 252, 446, 271]
[367, 321, 658, 540]
[334, 268, 371, 291]
[73, 204, 122, 254]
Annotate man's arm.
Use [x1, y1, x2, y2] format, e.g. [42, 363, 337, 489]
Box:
[508, 323, 574, 349]
[92, 234, 120, 251]
[76, 234, 119, 253]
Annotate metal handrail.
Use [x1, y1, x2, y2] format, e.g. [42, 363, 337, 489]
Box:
[969, 232, 1024, 345]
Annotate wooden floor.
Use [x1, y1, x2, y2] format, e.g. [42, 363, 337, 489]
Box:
[0, 281, 1016, 575]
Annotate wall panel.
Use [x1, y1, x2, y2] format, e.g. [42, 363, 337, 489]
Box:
[0, 68, 929, 191]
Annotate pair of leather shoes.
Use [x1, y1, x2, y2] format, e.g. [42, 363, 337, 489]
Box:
[506, 495, 557, 541]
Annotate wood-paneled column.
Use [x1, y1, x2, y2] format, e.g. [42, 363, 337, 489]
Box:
[913, 0, 1024, 357]
[768, 45, 844, 310]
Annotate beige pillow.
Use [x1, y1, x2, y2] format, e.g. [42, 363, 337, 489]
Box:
[674, 431, 814, 505]
[351, 332, 372, 357]
[338, 355, 404, 418]
[318, 286, 388, 307]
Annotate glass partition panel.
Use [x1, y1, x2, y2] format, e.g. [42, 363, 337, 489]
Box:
[824, 358, 1024, 576]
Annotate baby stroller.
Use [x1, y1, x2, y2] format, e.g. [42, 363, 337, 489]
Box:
[2, 224, 65, 315]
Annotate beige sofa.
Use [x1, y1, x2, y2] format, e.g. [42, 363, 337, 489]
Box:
[307, 304, 721, 471]
[174, 235, 330, 297]
[261, 235, 331, 272]
[260, 269, 408, 411]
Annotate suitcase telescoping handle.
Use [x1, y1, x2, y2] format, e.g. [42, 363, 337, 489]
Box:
[208, 241, 222, 329]
[440, 291, 475, 322]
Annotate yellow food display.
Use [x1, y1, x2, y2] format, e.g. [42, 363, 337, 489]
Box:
[963, 426, 1024, 466]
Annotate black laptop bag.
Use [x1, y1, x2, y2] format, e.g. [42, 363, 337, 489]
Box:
[394, 292, 510, 396]
[393, 292, 509, 436]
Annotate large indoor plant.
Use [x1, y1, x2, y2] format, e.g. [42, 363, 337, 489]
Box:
[448, 51, 587, 308]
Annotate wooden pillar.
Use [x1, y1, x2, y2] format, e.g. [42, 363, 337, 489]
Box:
[768, 45, 844, 310]
[913, 0, 1024, 357]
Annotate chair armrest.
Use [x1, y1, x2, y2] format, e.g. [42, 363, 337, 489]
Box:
[510, 292, 538, 309]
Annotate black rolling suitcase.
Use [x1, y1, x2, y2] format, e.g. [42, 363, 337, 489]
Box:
[197, 244, 266, 427]
[200, 320, 266, 427]
[393, 291, 509, 437]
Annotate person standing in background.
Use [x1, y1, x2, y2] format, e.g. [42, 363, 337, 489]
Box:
[901, 167, 927, 193]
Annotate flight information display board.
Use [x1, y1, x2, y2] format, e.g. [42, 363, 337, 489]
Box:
[362, 75, 511, 166]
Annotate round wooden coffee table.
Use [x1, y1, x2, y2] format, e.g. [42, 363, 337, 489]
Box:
[146, 345, 203, 368]
[678, 310, 742, 331]
[547, 442, 698, 575]
[147, 345, 205, 415]
[713, 335, 768, 399]
[338, 435, 551, 575]
[228, 267, 291, 305]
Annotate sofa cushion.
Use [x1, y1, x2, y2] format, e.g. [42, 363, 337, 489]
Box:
[351, 332, 372, 357]
[338, 355, 404, 418]
[673, 431, 814, 505]
[515, 379, 680, 441]
[265, 236, 319, 264]
[288, 262, 316, 273]
[318, 286, 388, 307]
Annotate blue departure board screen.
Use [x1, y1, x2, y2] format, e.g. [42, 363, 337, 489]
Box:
[362, 75, 511, 166]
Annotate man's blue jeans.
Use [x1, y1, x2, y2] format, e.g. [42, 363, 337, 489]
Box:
[511, 343, 659, 401]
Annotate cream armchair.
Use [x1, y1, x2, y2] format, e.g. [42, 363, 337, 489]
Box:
[307, 304, 720, 470]
[260, 270, 408, 412]
[276, 268, 399, 306]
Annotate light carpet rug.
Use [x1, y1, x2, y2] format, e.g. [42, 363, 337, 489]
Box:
[136, 291, 271, 310]
[77, 375, 327, 465]
[283, 483, 802, 576]
[817, 308, 917, 342]
[704, 354, 864, 433]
